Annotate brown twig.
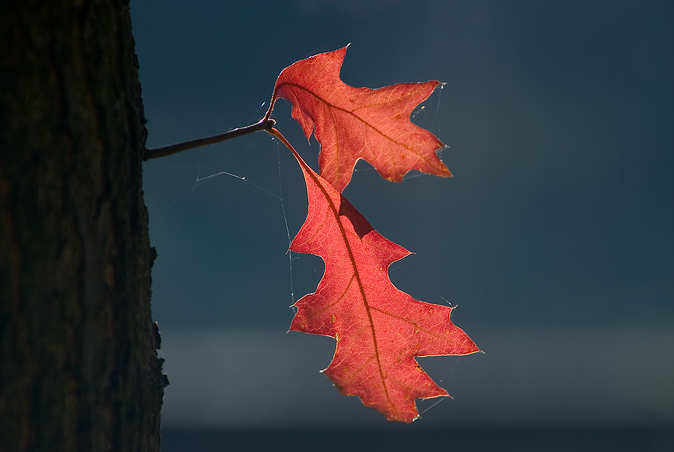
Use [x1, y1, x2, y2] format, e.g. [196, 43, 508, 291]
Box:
[143, 118, 275, 160]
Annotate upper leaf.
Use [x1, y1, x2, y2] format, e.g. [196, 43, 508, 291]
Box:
[269, 46, 451, 193]
[286, 141, 479, 422]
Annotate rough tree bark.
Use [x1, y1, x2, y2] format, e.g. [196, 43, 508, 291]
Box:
[0, 1, 166, 451]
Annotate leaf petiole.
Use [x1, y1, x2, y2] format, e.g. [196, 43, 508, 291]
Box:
[143, 118, 275, 160]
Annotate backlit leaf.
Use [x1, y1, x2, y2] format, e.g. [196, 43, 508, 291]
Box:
[269, 46, 451, 192]
[273, 129, 480, 422]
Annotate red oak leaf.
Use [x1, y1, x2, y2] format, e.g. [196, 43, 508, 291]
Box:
[267, 46, 451, 193]
[272, 129, 480, 422]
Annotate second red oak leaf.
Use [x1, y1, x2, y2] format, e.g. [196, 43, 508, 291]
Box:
[273, 129, 480, 422]
[268, 46, 451, 193]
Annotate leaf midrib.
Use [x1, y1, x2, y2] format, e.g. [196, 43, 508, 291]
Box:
[288, 142, 397, 417]
[276, 82, 442, 169]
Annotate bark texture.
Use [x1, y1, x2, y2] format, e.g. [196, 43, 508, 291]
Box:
[0, 1, 165, 451]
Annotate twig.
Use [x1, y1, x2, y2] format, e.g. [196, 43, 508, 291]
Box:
[143, 118, 275, 160]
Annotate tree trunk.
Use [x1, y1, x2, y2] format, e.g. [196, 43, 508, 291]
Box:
[0, 1, 166, 451]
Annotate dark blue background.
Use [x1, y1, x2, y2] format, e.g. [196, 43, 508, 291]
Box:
[132, 0, 673, 450]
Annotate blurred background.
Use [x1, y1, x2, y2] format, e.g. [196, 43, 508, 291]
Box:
[132, 0, 673, 450]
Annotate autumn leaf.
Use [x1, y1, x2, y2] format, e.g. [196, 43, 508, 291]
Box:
[267, 46, 451, 193]
[271, 129, 479, 422]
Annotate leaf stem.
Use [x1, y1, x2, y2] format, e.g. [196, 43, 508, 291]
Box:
[143, 118, 276, 160]
[267, 127, 299, 163]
